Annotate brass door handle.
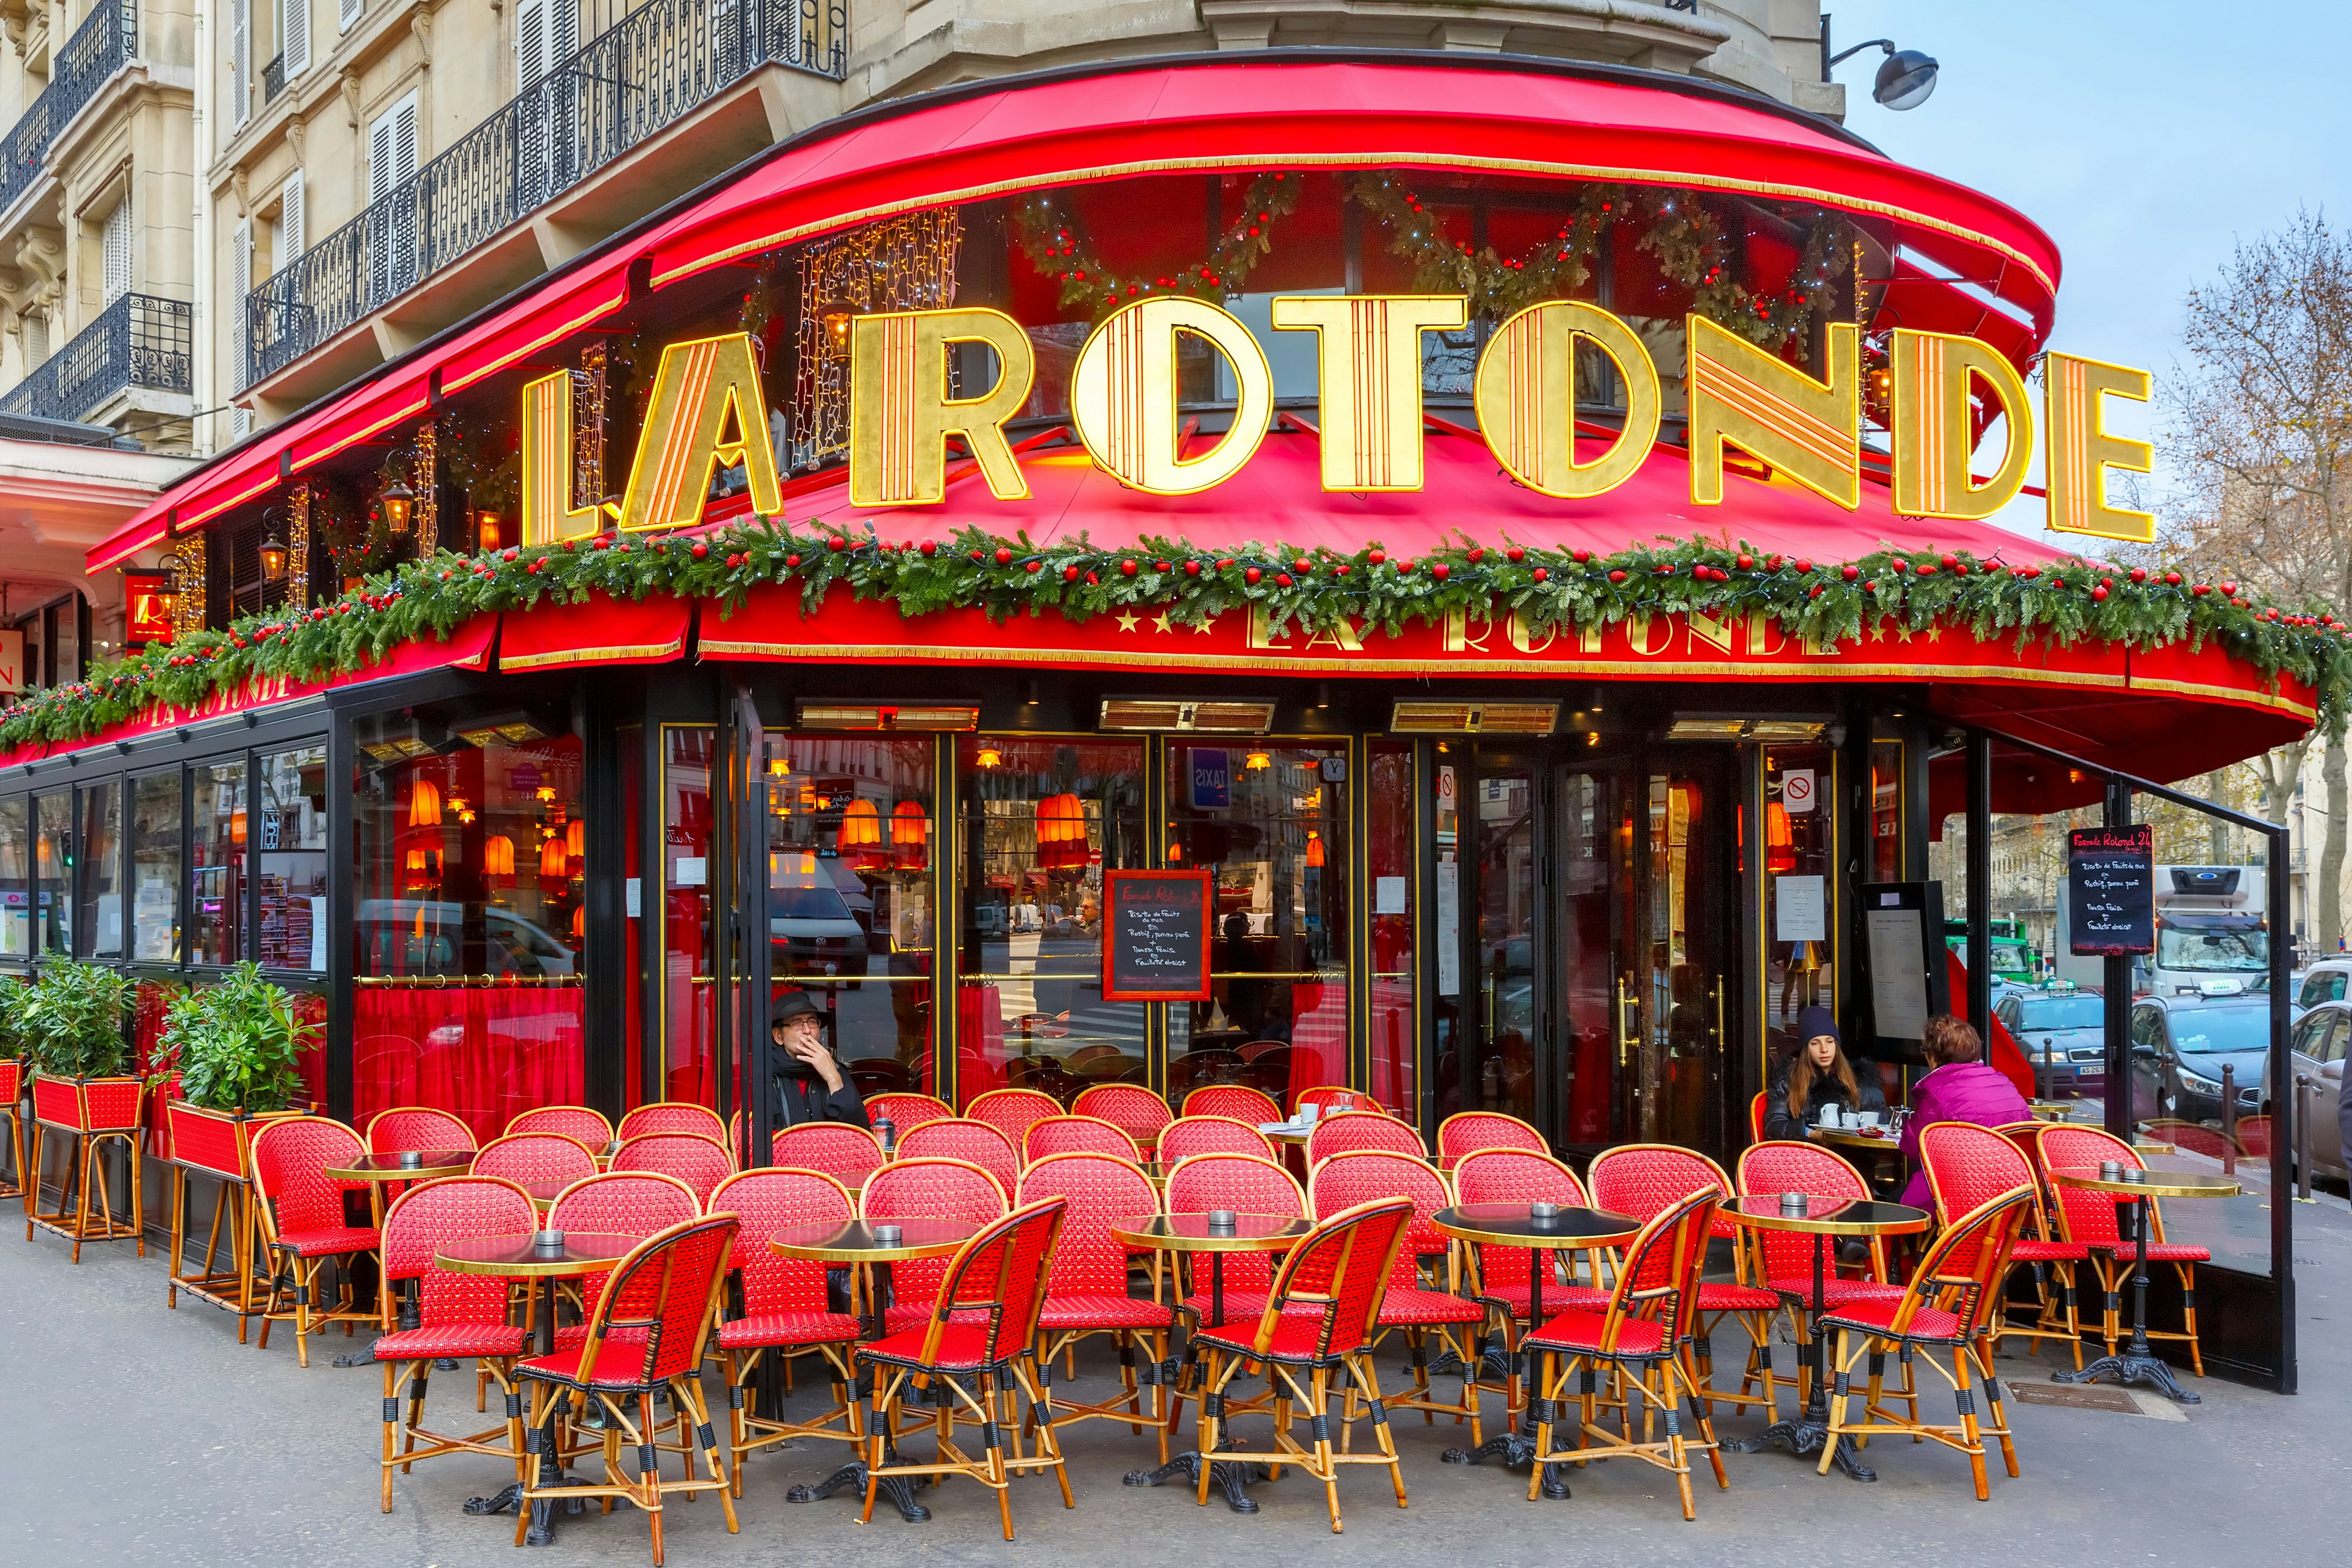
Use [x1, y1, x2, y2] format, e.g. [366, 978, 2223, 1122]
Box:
[1712, 977, 1727, 1056]
[1616, 975, 1636, 1067]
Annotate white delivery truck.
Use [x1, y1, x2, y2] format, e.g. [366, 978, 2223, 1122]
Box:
[2055, 864, 2268, 999]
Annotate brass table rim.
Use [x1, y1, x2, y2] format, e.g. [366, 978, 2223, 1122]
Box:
[1722, 1199, 1932, 1238]
[1110, 1214, 1311, 1253]
[2049, 1168, 2243, 1200]
[325, 1156, 473, 1182]
[435, 1233, 644, 1277]
[1812, 1128, 1903, 1151]
[1430, 1204, 1640, 1250]
[768, 1219, 978, 1263]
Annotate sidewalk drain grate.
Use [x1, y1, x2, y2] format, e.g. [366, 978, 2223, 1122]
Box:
[2008, 1382, 2140, 1414]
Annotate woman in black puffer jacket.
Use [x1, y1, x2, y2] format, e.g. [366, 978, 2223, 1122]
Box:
[1764, 1005, 1886, 1142]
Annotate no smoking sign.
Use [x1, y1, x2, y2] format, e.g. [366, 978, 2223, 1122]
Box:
[1781, 770, 1816, 815]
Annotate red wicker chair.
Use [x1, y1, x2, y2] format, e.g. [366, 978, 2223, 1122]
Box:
[366, 1106, 478, 1155]
[769, 1123, 885, 1190]
[616, 1102, 725, 1143]
[545, 1172, 703, 1351]
[861, 1156, 1011, 1333]
[1435, 1110, 1546, 1171]
[1920, 1121, 2090, 1367]
[251, 1116, 381, 1367]
[1018, 1152, 1175, 1461]
[1589, 1144, 1781, 1420]
[964, 1087, 1064, 1147]
[514, 1215, 741, 1560]
[472, 1133, 599, 1189]
[864, 1092, 954, 1133]
[1306, 1110, 1427, 1166]
[708, 1170, 866, 1496]
[1023, 1114, 1142, 1166]
[1524, 1188, 1727, 1519]
[1734, 1140, 1904, 1418]
[1161, 1152, 1306, 1332]
[1748, 1092, 1770, 1145]
[1070, 1083, 1174, 1152]
[506, 1106, 615, 1151]
[2038, 1124, 2211, 1375]
[1189, 1197, 1417, 1533]
[897, 1118, 1020, 1201]
[612, 1133, 735, 1207]
[1818, 1186, 2033, 1497]
[1310, 1150, 1488, 1443]
[1450, 1148, 1608, 1334]
[1181, 1084, 1283, 1125]
[373, 1175, 536, 1512]
[1157, 1114, 1276, 1163]
[855, 1198, 1073, 1540]
[0, 1058, 24, 1204]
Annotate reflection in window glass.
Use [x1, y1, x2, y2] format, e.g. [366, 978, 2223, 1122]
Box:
[1873, 740, 1902, 882]
[257, 746, 327, 970]
[661, 726, 716, 1107]
[0, 797, 25, 958]
[765, 735, 935, 1099]
[1166, 741, 1350, 1113]
[1365, 741, 1415, 1118]
[955, 736, 1146, 1108]
[1765, 745, 1834, 1061]
[191, 762, 245, 964]
[76, 781, 122, 958]
[34, 793, 71, 954]
[131, 773, 181, 963]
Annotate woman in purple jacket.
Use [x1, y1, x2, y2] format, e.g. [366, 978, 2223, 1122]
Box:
[1897, 1014, 2031, 1209]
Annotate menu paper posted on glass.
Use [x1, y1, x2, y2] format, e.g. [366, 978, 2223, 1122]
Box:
[1102, 868, 1214, 1001]
[2067, 825, 2155, 956]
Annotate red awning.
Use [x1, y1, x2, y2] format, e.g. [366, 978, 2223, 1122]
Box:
[496, 592, 691, 671]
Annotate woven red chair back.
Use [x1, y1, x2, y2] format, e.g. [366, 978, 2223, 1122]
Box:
[1158, 1115, 1276, 1163]
[1070, 1083, 1174, 1146]
[1251, 1197, 1415, 1361]
[1306, 1110, 1426, 1165]
[575, 1215, 739, 1388]
[1023, 1114, 1141, 1166]
[1735, 1140, 1872, 1279]
[2037, 1124, 2142, 1246]
[770, 1122, 885, 1186]
[963, 1088, 1063, 1145]
[1164, 1151, 1303, 1295]
[1436, 1111, 1546, 1169]
[1451, 1148, 1588, 1299]
[1603, 1187, 1718, 1349]
[366, 1106, 476, 1155]
[472, 1132, 598, 1187]
[710, 1169, 854, 1317]
[897, 1119, 1020, 1198]
[1589, 1142, 1739, 1241]
[616, 1102, 725, 1142]
[381, 1175, 536, 1326]
[252, 1116, 367, 1234]
[506, 1105, 614, 1148]
[1920, 1121, 2037, 1227]
[862, 1155, 1010, 1304]
[612, 1132, 735, 1206]
[1293, 1086, 1375, 1118]
[1894, 1186, 2035, 1340]
[915, 1198, 1069, 1368]
[1018, 1152, 1157, 1297]
[865, 1092, 955, 1132]
[1309, 1150, 1451, 1292]
[1749, 1092, 1770, 1144]
[548, 1171, 701, 1235]
[1181, 1084, 1283, 1125]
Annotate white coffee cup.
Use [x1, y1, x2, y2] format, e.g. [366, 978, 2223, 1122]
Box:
[1297, 1103, 1320, 1124]
[1855, 1111, 1883, 1130]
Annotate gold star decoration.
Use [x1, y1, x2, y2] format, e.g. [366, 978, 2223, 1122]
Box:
[1193, 616, 1217, 636]
[1152, 613, 1172, 633]
[1116, 611, 1140, 632]
[1924, 626, 1943, 643]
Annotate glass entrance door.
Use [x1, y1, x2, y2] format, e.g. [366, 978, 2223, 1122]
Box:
[1633, 752, 1736, 1154]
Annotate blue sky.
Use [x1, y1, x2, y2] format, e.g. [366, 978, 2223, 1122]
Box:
[1821, 0, 2352, 535]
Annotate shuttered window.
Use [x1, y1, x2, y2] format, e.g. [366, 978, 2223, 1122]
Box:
[231, 217, 251, 386]
[367, 93, 419, 202]
[274, 173, 305, 273]
[101, 199, 131, 304]
[230, 0, 250, 128]
[282, 0, 310, 77]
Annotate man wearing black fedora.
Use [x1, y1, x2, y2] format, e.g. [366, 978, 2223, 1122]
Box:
[772, 990, 871, 1128]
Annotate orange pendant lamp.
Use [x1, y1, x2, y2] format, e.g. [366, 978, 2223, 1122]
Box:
[892, 800, 929, 869]
[540, 835, 569, 879]
[1766, 801, 1797, 874]
[409, 777, 443, 828]
[483, 834, 515, 881]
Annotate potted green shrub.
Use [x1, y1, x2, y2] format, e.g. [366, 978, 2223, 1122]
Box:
[22, 958, 140, 1133]
[160, 964, 312, 1180]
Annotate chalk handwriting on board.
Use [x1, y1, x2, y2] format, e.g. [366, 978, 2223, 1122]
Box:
[1103, 871, 1213, 1001]
[2067, 825, 2155, 956]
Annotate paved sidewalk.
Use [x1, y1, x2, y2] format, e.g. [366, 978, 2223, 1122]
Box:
[4, 1203, 2341, 1568]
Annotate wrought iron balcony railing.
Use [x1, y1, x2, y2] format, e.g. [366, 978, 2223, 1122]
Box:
[0, 292, 192, 426]
[0, 2, 138, 217]
[264, 52, 287, 106]
[243, 0, 846, 391]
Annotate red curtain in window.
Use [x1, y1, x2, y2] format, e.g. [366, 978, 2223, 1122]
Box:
[352, 985, 584, 1145]
[1285, 980, 1347, 1108]
[955, 984, 1007, 1106]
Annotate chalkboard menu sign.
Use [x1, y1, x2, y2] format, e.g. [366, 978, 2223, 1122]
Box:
[1102, 870, 1214, 1001]
[2067, 825, 2155, 955]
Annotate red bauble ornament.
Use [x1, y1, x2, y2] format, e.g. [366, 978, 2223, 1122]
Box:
[920, 540, 937, 556]
[1531, 567, 1548, 583]
[2092, 586, 2109, 602]
[1506, 546, 1525, 563]
[995, 548, 1014, 566]
[1063, 565, 1080, 581]
[1244, 566, 1262, 584]
[1185, 560, 1203, 577]
[690, 542, 709, 560]
[1608, 569, 1627, 583]
[1431, 563, 1450, 581]
[1367, 550, 1387, 567]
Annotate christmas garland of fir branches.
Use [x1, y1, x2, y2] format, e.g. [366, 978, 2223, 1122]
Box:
[8, 519, 2347, 750]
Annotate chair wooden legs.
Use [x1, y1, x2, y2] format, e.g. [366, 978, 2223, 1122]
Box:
[514, 1377, 736, 1564]
[1820, 1329, 2016, 1497]
[722, 1342, 862, 1497]
[1190, 1348, 1406, 1534]
[379, 1355, 526, 1513]
[1527, 1348, 1722, 1520]
[856, 1358, 1072, 1541]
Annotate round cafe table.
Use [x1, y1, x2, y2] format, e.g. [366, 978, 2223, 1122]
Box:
[2050, 1167, 2240, 1403]
[435, 1233, 643, 1543]
[1111, 1212, 1313, 1514]
[770, 1217, 980, 1524]
[1430, 1203, 1639, 1491]
[1721, 1197, 1930, 1482]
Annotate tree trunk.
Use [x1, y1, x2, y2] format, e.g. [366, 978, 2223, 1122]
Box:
[2205, 770, 2232, 864]
[2322, 734, 2348, 954]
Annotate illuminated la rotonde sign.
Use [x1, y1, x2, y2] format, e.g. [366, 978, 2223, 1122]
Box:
[520, 296, 2154, 546]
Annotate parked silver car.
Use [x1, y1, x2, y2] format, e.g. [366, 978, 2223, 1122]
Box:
[2265, 1000, 2348, 1182]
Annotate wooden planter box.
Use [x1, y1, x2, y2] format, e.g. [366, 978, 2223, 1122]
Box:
[165, 1101, 298, 1181]
[31, 1072, 145, 1133]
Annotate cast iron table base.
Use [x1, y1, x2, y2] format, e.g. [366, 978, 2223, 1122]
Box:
[2053, 1192, 2199, 1404]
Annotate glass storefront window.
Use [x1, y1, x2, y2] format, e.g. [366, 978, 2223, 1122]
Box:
[34, 792, 70, 954]
[131, 772, 180, 962]
[75, 781, 122, 958]
[1365, 741, 1415, 1117]
[1166, 740, 1350, 1112]
[955, 736, 1146, 1107]
[191, 760, 245, 964]
[1765, 745, 1836, 1058]
[1873, 739, 1903, 882]
[661, 726, 718, 1108]
[258, 746, 327, 970]
[764, 735, 936, 1098]
[0, 797, 27, 958]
